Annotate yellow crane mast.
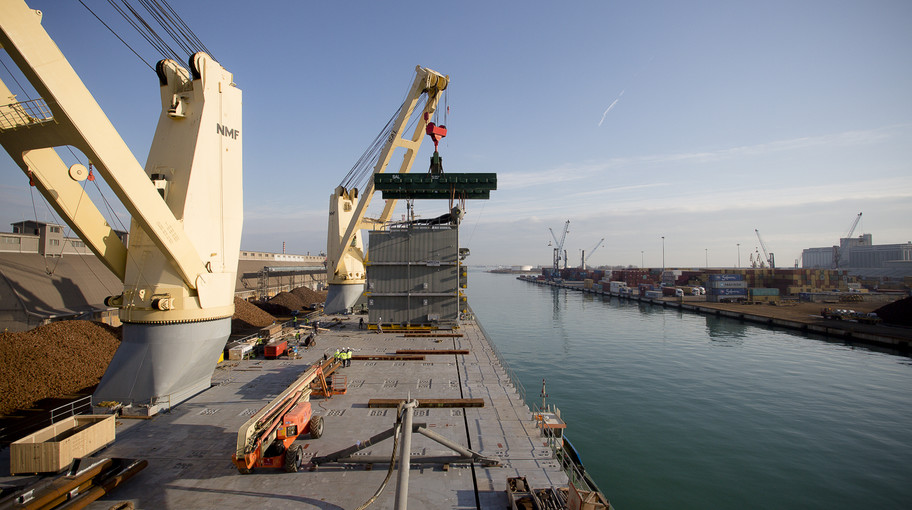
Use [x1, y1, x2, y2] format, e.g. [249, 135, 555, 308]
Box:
[325, 66, 448, 314]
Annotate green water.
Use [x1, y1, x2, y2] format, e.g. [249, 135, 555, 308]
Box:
[468, 271, 912, 510]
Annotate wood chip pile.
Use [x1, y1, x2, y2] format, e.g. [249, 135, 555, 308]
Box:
[232, 297, 277, 334]
[0, 321, 120, 415]
[290, 286, 328, 307]
[257, 286, 327, 317]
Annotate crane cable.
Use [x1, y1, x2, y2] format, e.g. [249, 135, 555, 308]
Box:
[80, 0, 215, 70]
[339, 80, 431, 193]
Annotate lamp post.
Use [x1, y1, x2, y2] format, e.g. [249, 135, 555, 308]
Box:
[705, 248, 708, 268]
[737, 243, 741, 268]
[661, 236, 665, 272]
[641, 250, 644, 268]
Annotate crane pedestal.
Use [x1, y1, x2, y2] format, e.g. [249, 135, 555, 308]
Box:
[94, 319, 230, 414]
[325, 282, 366, 315]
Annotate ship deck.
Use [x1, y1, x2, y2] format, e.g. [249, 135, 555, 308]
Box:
[30, 315, 567, 509]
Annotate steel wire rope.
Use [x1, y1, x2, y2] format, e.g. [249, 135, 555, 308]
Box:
[105, 0, 171, 61]
[156, 0, 214, 57]
[0, 57, 34, 101]
[339, 105, 401, 190]
[5, 41, 129, 293]
[145, 0, 214, 59]
[60, 147, 132, 284]
[78, 0, 154, 70]
[136, 0, 194, 57]
[355, 418, 401, 510]
[111, 0, 183, 63]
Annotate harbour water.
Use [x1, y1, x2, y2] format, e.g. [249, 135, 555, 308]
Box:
[468, 271, 912, 510]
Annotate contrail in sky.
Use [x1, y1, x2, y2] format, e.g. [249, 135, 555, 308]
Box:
[598, 89, 625, 127]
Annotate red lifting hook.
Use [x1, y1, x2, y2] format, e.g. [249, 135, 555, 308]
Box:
[424, 112, 447, 151]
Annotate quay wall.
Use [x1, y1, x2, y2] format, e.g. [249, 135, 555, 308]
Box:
[518, 277, 911, 350]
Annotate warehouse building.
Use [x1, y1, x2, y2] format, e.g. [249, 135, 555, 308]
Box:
[0, 221, 326, 332]
[801, 234, 912, 284]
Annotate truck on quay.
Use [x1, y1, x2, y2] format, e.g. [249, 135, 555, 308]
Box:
[662, 287, 686, 298]
[608, 281, 629, 293]
[820, 308, 882, 325]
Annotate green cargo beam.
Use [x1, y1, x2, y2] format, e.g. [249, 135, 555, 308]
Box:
[374, 173, 497, 200]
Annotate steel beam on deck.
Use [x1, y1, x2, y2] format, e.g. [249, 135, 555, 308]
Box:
[368, 398, 484, 408]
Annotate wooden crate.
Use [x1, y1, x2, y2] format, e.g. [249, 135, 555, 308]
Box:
[10, 415, 115, 475]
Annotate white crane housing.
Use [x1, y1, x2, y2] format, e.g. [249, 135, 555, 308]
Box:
[0, 1, 243, 412]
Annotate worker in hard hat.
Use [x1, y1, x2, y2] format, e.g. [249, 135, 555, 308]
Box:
[345, 348, 352, 367]
[334, 349, 341, 367]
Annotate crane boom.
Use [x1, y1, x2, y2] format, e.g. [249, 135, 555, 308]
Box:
[325, 66, 449, 313]
[845, 212, 862, 239]
[582, 238, 605, 268]
[754, 229, 775, 269]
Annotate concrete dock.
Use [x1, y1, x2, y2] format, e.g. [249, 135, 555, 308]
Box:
[0, 314, 573, 509]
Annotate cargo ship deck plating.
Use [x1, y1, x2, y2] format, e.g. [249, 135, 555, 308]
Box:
[7, 314, 603, 509]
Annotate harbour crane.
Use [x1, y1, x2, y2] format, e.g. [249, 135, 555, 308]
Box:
[325, 66, 449, 313]
[0, 1, 242, 412]
[754, 229, 775, 269]
[548, 220, 570, 278]
[580, 238, 605, 269]
[834, 212, 862, 268]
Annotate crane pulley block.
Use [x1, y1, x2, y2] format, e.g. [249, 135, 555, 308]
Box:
[426, 122, 447, 150]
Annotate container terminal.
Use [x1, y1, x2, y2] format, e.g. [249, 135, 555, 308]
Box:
[515, 266, 912, 350]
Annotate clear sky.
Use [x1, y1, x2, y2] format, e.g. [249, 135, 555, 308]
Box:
[2, 0, 911, 268]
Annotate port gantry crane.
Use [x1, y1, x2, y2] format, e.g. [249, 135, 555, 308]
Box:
[834, 212, 862, 269]
[325, 66, 449, 314]
[0, 1, 242, 412]
[548, 220, 570, 278]
[581, 237, 605, 269]
[754, 229, 775, 269]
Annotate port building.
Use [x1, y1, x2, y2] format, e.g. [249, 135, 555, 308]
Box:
[801, 234, 912, 283]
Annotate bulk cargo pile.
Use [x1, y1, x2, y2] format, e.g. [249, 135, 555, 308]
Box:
[0, 321, 120, 415]
[257, 287, 328, 316]
[232, 297, 279, 334]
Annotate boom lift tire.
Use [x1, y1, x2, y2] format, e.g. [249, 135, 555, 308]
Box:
[284, 445, 303, 473]
[310, 415, 324, 439]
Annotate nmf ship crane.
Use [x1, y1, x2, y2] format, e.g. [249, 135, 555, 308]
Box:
[0, 1, 242, 412]
[325, 66, 449, 314]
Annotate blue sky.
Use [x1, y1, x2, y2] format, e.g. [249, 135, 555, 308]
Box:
[2, 0, 910, 268]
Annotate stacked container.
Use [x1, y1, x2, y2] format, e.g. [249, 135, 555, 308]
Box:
[706, 273, 747, 302]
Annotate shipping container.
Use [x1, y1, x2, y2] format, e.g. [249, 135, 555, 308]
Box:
[749, 288, 780, 296]
[709, 274, 744, 281]
[264, 340, 288, 359]
[644, 290, 663, 299]
[709, 288, 748, 296]
[708, 280, 748, 289]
